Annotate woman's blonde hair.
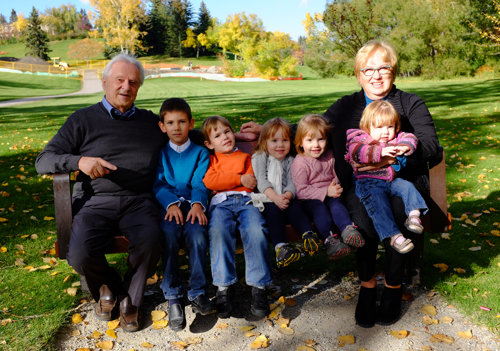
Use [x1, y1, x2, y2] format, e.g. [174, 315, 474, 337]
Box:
[254, 118, 291, 155]
[354, 40, 398, 80]
[359, 100, 401, 134]
[200, 115, 233, 142]
[294, 114, 330, 155]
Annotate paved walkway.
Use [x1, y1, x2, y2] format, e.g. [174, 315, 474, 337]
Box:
[0, 69, 103, 107]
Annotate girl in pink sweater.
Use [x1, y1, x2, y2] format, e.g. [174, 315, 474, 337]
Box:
[345, 100, 428, 254]
[291, 114, 364, 260]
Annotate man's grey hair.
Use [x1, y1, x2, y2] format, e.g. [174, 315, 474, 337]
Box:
[102, 53, 145, 86]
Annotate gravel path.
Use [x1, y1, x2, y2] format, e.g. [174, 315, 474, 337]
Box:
[56, 273, 499, 351]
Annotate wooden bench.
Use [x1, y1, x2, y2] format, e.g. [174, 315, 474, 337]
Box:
[52, 142, 451, 266]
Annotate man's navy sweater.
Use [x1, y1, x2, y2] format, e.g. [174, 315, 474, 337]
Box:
[35, 102, 166, 199]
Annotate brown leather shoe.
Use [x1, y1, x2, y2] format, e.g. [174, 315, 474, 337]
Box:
[95, 284, 116, 321]
[119, 296, 140, 332]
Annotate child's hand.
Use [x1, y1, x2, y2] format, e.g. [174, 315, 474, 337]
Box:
[381, 146, 399, 157]
[165, 204, 184, 225]
[394, 145, 410, 155]
[283, 191, 293, 200]
[327, 182, 343, 198]
[186, 203, 207, 225]
[241, 174, 257, 189]
[273, 194, 290, 210]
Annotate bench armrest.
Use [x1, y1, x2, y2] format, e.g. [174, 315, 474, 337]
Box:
[53, 173, 72, 259]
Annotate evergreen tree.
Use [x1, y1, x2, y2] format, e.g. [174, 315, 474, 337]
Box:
[0, 14, 6, 25]
[23, 7, 51, 60]
[195, 1, 211, 35]
[144, 0, 169, 55]
[166, 0, 193, 57]
[9, 9, 17, 24]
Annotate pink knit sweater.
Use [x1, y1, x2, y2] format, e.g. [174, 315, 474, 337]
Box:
[291, 151, 339, 201]
[345, 129, 417, 181]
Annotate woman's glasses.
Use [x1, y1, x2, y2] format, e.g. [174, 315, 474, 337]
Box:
[360, 65, 392, 77]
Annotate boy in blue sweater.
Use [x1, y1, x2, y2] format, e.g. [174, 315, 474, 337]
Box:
[153, 98, 213, 331]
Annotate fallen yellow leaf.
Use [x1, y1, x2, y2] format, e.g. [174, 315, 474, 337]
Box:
[67, 287, 78, 296]
[106, 319, 119, 329]
[276, 316, 290, 327]
[171, 341, 188, 349]
[151, 310, 166, 322]
[433, 263, 448, 272]
[337, 334, 355, 346]
[95, 340, 114, 350]
[91, 330, 103, 339]
[240, 325, 256, 332]
[179, 264, 189, 270]
[106, 329, 117, 339]
[75, 348, 91, 351]
[245, 331, 260, 338]
[422, 315, 439, 325]
[454, 268, 466, 274]
[185, 337, 203, 345]
[141, 342, 155, 348]
[457, 329, 473, 339]
[296, 346, 315, 351]
[216, 322, 230, 329]
[43, 216, 54, 221]
[278, 326, 294, 335]
[421, 304, 438, 316]
[152, 319, 168, 329]
[0, 218, 8, 223]
[430, 333, 455, 344]
[235, 248, 244, 254]
[390, 330, 409, 339]
[146, 273, 158, 285]
[304, 339, 316, 346]
[71, 313, 83, 324]
[69, 330, 81, 337]
[0, 247, 7, 253]
[250, 334, 270, 349]
[440, 316, 453, 324]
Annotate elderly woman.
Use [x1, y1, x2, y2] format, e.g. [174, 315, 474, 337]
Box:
[323, 40, 442, 327]
[240, 40, 443, 327]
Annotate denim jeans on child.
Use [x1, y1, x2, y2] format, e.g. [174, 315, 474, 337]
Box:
[208, 194, 272, 288]
[355, 177, 428, 240]
[160, 201, 209, 301]
[301, 198, 352, 240]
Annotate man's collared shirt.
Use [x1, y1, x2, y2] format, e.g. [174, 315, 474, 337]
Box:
[102, 96, 136, 120]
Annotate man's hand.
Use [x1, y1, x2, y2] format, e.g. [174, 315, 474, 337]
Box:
[327, 182, 343, 198]
[78, 156, 117, 179]
[165, 204, 184, 225]
[186, 203, 207, 225]
[241, 174, 257, 189]
[236, 121, 262, 141]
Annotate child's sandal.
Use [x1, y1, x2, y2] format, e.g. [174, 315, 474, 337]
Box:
[390, 234, 414, 254]
[405, 215, 424, 234]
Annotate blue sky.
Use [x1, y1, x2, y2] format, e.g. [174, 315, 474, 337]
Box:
[0, 0, 327, 40]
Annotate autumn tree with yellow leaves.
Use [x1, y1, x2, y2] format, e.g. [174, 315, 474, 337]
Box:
[89, 0, 146, 55]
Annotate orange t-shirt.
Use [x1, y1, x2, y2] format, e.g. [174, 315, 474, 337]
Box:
[203, 150, 254, 193]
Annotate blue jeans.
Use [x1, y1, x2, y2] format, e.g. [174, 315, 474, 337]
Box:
[355, 177, 428, 240]
[301, 198, 353, 240]
[208, 194, 272, 288]
[160, 201, 209, 301]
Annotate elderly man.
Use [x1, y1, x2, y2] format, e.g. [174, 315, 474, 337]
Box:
[36, 54, 166, 332]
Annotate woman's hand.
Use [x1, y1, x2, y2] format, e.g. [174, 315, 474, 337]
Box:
[356, 156, 396, 172]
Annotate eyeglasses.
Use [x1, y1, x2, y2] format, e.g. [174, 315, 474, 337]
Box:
[360, 65, 392, 77]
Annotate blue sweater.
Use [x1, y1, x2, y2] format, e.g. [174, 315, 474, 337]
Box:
[153, 141, 210, 211]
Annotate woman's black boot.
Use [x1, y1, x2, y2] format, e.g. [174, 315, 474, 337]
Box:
[376, 286, 402, 325]
[355, 286, 377, 328]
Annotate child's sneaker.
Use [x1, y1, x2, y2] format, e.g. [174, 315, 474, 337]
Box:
[404, 215, 424, 234]
[302, 231, 320, 256]
[390, 233, 414, 254]
[215, 287, 232, 318]
[276, 244, 302, 268]
[250, 287, 269, 319]
[324, 234, 351, 260]
[341, 224, 365, 248]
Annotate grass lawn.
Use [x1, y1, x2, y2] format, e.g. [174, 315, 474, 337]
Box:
[0, 71, 498, 350]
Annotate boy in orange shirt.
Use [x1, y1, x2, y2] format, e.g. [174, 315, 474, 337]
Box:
[202, 116, 272, 320]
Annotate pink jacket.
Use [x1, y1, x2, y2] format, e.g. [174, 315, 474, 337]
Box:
[291, 151, 339, 201]
[345, 128, 417, 181]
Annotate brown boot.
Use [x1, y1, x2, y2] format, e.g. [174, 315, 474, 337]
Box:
[119, 296, 140, 332]
[95, 284, 116, 321]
